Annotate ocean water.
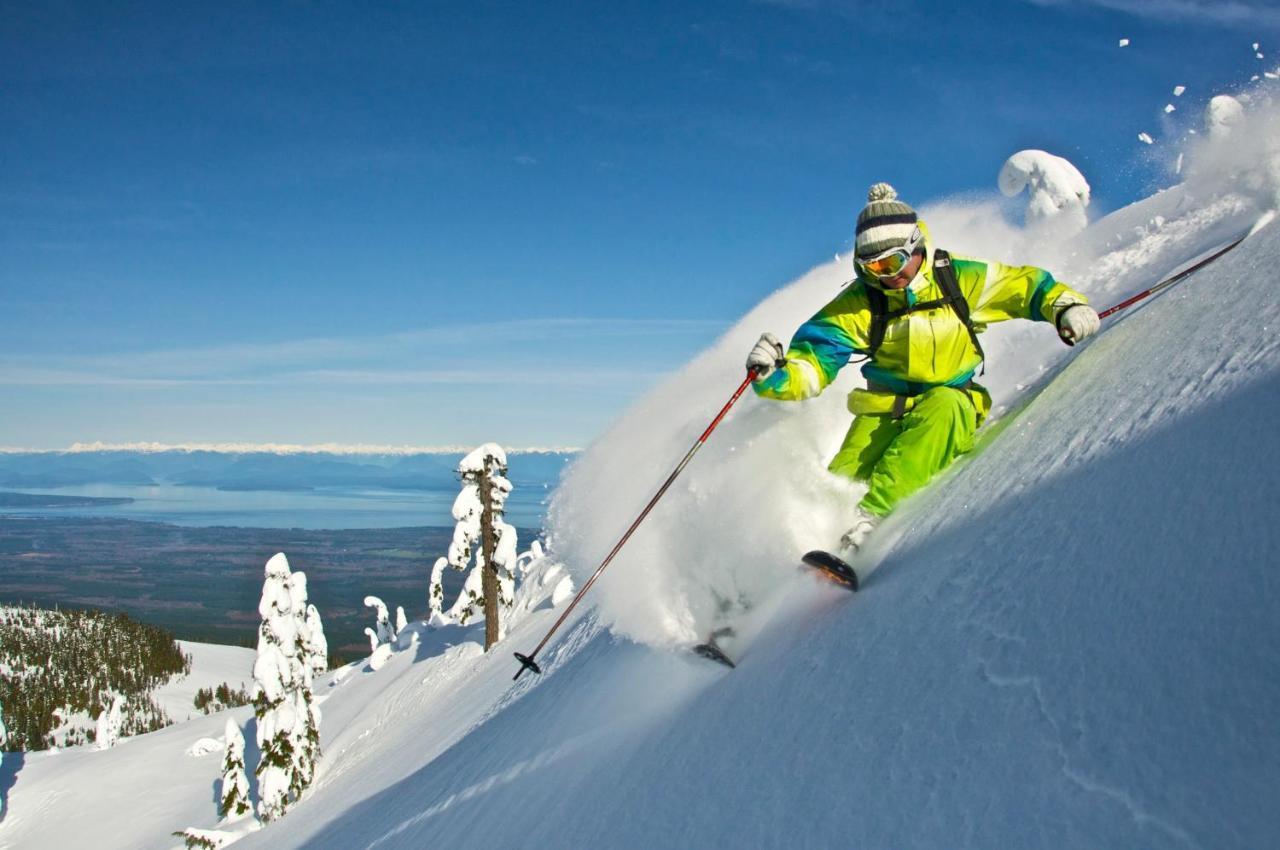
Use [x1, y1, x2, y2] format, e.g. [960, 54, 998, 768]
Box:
[0, 483, 552, 530]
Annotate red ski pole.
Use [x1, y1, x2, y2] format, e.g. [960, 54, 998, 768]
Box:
[1063, 236, 1246, 341]
[513, 368, 762, 680]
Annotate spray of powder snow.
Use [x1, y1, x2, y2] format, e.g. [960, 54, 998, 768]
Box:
[543, 205, 1076, 649]
[546, 83, 1280, 650]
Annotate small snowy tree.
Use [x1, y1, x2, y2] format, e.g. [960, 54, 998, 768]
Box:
[395, 606, 408, 637]
[444, 444, 518, 648]
[95, 694, 124, 750]
[514, 540, 545, 576]
[363, 596, 396, 646]
[0, 702, 6, 818]
[303, 603, 328, 677]
[1205, 94, 1244, 140]
[219, 717, 252, 821]
[998, 149, 1091, 233]
[427, 556, 450, 625]
[252, 553, 321, 822]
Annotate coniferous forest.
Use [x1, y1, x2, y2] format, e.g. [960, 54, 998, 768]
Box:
[0, 603, 191, 750]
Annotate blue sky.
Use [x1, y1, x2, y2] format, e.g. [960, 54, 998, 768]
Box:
[2, 0, 1276, 448]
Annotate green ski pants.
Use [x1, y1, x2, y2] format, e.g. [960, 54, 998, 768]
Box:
[827, 386, 978, 517]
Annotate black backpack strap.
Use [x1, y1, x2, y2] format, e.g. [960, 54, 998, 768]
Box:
[860, 250, 985, 373]
[932, 250, 986, 374]
[864, 284, 888, 361]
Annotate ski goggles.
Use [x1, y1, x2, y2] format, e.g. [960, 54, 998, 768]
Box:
[855, 227, 925, 280]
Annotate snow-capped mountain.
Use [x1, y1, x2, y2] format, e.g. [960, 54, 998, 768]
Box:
[4, 89, 1280, 850]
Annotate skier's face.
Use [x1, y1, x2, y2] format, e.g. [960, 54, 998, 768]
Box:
[881, 251, 924, 289]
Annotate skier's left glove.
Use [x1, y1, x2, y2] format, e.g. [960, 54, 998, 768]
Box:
[746, 332, 787, 380]
[1055, 302, 1100, 346]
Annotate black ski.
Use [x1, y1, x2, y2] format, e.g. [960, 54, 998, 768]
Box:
[691, 625, 736, 668]
[801, 550, 860, 591]
[691, 642, 736, 668]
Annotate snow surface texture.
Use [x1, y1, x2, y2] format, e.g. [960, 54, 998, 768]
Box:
[998, 149, 1091, 233]
[152, 642, 256, 724]
[5, 87, 1280, 850]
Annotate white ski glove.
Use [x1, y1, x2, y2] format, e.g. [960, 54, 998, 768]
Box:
[746, 332, 786, 380]
[1055, 302, 1100, 346]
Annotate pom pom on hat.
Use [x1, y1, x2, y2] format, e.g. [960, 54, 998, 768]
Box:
[855, 182, 918, 259]
[866, 182, 898, 203]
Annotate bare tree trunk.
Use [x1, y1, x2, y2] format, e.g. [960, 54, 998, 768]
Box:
[479, 460, 500, 651]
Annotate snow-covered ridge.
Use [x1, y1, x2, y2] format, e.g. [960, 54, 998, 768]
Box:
[0, 442, 580, 456]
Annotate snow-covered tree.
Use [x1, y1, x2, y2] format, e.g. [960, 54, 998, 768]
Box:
[998, 149, 1090, 232]
[219, 717, 252, 821]
[95, 694, 124, 750]
[303, 603, 328, 677]
[363, 596, 396, 646]
[444, 444, 518, 644]
[252, 553, 321, 822]
[427, 556, 450, 625]
[514, 540, 546, 576]
[1206, 94, 1244, 139]
[395, 606, 408, 638]
[0, 702, 6, 818]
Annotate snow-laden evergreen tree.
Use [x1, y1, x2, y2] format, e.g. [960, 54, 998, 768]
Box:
[0, 702, 6, 818]
[395, 606, 408, 638]
[303, 603, 328, 677]
[95, 694, 124, 750]
[427, 556, 449, 625]
[219, 717, 252, 821]
[998, 150, 1090, 232]
[444, 444, 519, 634]
[363, 596, 395, 645]
[514, 540, 545, 576]
[252, 553, 321, 822]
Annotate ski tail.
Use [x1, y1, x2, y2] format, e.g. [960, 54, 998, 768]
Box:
[801, 550, 860, 591]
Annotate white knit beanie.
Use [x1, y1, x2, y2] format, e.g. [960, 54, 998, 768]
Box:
[855, 183, 919, 258]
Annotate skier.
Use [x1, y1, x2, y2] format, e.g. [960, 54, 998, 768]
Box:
[747, 184, 1099, 561]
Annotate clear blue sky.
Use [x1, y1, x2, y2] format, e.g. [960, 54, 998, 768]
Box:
[2, 0, 1275, 448]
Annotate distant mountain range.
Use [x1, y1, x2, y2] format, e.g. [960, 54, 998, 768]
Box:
[0, 449, 578, 492]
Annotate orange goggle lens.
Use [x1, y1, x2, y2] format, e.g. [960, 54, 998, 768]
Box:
[857, 249, 910, 279]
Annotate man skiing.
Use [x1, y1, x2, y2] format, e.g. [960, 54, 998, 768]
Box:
[747, 183, 1099, 561]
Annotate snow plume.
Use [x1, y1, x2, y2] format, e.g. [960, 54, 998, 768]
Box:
[546, 265, 868, 648]
[546, 84, 1280, 651]
[544, 228, 1061, 648]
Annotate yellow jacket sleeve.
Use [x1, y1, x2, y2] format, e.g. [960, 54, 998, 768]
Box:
[753, 286, 872, 401]
[962, 257, 1088, 327]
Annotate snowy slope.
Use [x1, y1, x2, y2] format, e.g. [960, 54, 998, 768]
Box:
[5, 89, 1280, 850]
[237, 212, 1280, 850]
[153, 641, 256, 724]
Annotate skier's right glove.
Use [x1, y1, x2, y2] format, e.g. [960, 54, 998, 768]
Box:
[1056, 303, 1100, 346]
[746, 332, 786, 380]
